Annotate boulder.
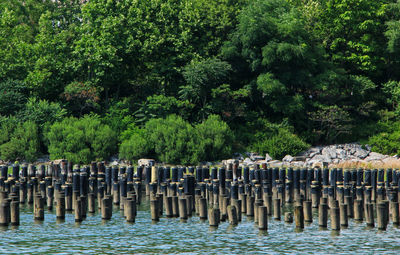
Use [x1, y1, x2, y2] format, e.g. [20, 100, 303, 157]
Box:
[309, 154, 332, 164]
[243, 157, 254, 166]
[364, 152, 387, 162]
[265, 153, 273, 162]
[250, 154, 264, 161]
[222, 159, 239, 167]
[321, 147, 337, 159]
[291, 161, 305, 168]
[269, 161, 284, 168]
[353, 148, 369, 159]
[336, 149, 347, 160]
[282, 155, 294, 162]
[138, 159, 155, 167]
[293, 156, 306, 162]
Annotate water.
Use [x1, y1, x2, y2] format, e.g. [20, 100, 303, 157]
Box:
[1, 200, 400, 254]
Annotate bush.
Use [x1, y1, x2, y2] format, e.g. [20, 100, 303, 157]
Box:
[102, 99, 135, 140]
[192, 115, 234, 162]
[146, 115, 195, 165]
[0, 79, 29, 116]
[0, 121, 40, 162]
[17, 97, 67, 128]
[119, 114, 234, 164]
[119, 130, 152, 161]
[248, 119, 309, 159]
[46, 115, 117, 163]
[368, 130, 400, 155]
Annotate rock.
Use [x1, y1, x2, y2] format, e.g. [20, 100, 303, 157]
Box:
[309, 154, 332, 164]
[322, 147, 337, 159]
[336, 149, 347, 160]
[52, 159, 66, 165]
[291, 161, 305, 168]
[138, 159, 155, 167]
[293, 156, 306, 162]
[243, 158, 254, 166]
[233, 153, 244, 161]
[265, 153, 273, 162]
[365, 152, 387, 162]
[282, 155, 294, 162]
[269, 161, 284, 168]
[250, 154, 264, 161]
[222, 159, 239, 167]
[353, 148, 369, 159]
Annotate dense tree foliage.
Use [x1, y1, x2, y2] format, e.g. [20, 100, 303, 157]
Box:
[2, 0, 400, 163]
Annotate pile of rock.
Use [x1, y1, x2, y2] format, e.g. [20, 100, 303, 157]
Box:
[226, 143, 398, 168]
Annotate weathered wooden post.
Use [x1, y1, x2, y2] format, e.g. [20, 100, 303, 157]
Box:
[258, 206, 268, 230]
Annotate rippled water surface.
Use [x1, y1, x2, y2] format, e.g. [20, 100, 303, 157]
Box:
[1, 199, 400, 254]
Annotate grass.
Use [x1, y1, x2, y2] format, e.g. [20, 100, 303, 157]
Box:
[331, 158, 400, 169]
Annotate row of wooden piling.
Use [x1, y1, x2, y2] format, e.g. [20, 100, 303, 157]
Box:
[0, 162, 398, 232]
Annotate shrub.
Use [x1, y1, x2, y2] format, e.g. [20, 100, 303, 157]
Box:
[102, 99, 135, 140]
[368, 130, 400, 155]
[119, 114, 234, 164]
[0, 121, 40, 162]
[17, 97, 67, 128]
[0, 79, 29, 116]
[248, 119, 309, 159]
[145, 115, 195, 165]
[119, 128, 152, 161]
[192, 115, 234, 162]
[46, 115, 117, 163]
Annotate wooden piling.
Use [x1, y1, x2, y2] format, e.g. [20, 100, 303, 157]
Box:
[10, 201, 19, 226]
[295, 205, 304, 229]
[330, 206, 340, 231]
[199, 197, 207, 220]
[391, 201, 399, 225]
[273, 198, 281, 220]
[172, 196, 179, 217]
[34, 194, 44, 221]
[258, 206, 268, 230]
[339, 203, 348, 227]
[377, 202, 386, 230]
[178, 198, 188, 220]
[125, 198, 136, 223]
[151, 199, 160, 221]
[227, 205, 238, 225]
[365, 203, 374, 227]
[318, 203, 328, 228]
[0, 201, 10, 226]
[101, 196, 112, 220]
[208, 208, 220, 227]
[74, 198, 82, 222]
[303, 200, 312, 223]
[246, 195, 254, 217]
[56, 194, 65, 219]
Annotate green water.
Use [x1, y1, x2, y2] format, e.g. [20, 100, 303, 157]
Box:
[0, 200, 399, 254]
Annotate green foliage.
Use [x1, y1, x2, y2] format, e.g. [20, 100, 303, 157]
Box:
[102, 99, 135, 139]
[119, 127, 152, 161]
[0, 79, 29, 115]
[0, 121, 40, 162]
[119, 115, 234, 164]
[46, 115, 117, 163]
[192, 115, 234, 162]
[2, 0, 400, 161]
[180, 58, 232, 120]
[249, 123, 310, 159]
[368, 128, 400, 155]
[17, 97, 67, 128]
[134, 95, 192, 126]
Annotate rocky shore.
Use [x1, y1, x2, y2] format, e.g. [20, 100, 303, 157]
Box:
[223, 143, 400, 169]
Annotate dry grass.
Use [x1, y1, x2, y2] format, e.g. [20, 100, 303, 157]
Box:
[331, 158, 400, 169]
